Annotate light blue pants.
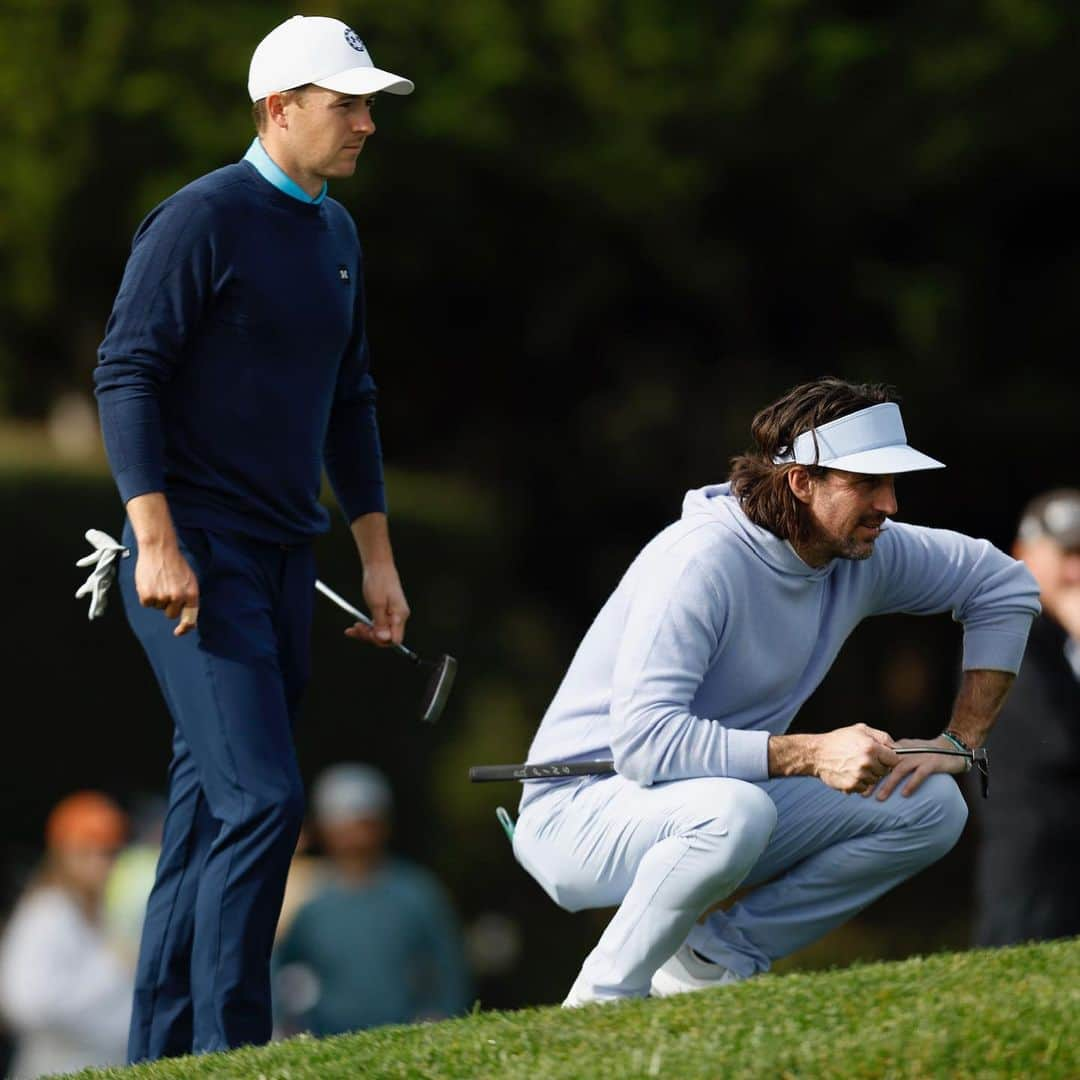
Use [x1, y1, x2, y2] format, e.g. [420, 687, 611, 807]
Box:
[513, 772, 967, 999]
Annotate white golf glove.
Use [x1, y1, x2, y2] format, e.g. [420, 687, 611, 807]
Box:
[76, 528, 130, 620]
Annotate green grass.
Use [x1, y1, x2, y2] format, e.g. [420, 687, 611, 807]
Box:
[64, 938, 1078, 1079]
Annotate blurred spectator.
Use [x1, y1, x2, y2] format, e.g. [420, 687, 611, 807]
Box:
[103, 794, 166, 971]
[273, 763, 471, 1035]
[0, 792, 133, 1079]
[970, 488, 1080, 946]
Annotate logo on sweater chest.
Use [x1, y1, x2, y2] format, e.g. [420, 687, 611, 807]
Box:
[338, 265, 350, 283]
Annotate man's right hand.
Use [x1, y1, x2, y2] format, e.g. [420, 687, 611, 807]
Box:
[769, 723, 899, 794]
[813, 724, 899, 794]
[127, 492, 200, 637]
[135, 541, 200, 636]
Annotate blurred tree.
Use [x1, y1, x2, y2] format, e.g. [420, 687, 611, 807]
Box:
[4, 1, 1078, 456]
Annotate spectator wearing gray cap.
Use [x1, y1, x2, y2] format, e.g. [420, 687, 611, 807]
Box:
[272, 764, 471, 1036]
[970, 488, 1080, 946]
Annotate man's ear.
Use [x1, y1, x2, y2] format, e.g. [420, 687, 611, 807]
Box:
[266, 91, 290, 130]
[786, 465, 814, 505]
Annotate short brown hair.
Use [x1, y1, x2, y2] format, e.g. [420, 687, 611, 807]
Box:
[251, 84, 312, 133]
[729, 376, 896, 545]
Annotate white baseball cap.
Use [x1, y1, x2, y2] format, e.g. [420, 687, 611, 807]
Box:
[312, 762, 393, 824]
[248, 15, 414, 102]
[772, 402, 946, 474]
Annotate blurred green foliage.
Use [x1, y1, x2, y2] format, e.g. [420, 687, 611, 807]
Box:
[4, 0, 1079, 423]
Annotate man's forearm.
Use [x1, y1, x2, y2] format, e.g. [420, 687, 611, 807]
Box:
[349, 511, 395, 568]
[945, 669, 1015, 748]
[767, 733, 820, 777]
[126, 492, 180, 550]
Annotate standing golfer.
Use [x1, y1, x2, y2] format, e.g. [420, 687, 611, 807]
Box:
[94, 16, 414, 1060]
[512, 376, 1041, 1006]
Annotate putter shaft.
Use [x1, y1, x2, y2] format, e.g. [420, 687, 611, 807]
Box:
[315, 579, 419, 663]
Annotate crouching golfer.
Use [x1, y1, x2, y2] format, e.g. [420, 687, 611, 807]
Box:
[512, 376, 1040, 1006]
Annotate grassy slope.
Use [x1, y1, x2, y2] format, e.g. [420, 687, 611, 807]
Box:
[67, 938, 1078, 1080]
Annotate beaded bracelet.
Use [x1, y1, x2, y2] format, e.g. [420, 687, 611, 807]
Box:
[935, 729, 990, 797]
[941, 729, 973, 768]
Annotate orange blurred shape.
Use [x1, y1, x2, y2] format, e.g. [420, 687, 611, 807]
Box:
[45, 791, 128, 852]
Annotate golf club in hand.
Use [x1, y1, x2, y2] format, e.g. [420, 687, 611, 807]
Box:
[315, 579, 457, 724]
[469, 746, 989, 794]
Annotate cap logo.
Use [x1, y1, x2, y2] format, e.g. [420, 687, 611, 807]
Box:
[344, 27, 366, 53]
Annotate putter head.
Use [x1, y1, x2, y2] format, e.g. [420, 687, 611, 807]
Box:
[420, 654, 457, 724]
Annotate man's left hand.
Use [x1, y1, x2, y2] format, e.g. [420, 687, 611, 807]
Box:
[344, 563, 410, 647]
[871, 735, 969, 801]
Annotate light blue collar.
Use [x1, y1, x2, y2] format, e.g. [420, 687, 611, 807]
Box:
[243, 138, 327, 205]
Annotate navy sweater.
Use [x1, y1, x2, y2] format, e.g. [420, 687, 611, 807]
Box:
[95, 161, 385, 545]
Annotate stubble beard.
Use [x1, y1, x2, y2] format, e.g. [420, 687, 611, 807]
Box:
[836, 538, 876, 562]
[835, 524, 887, 561]
[835, 517, 890, 562]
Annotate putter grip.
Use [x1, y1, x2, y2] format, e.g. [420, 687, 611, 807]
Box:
[469, 760, 616, 783]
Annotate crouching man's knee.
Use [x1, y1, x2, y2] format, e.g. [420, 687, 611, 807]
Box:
[682, 781, 777, 900]
[722, 783, 778, 878]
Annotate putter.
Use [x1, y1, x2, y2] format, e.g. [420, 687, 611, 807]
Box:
[315, 579, 457, 724]
[469, 746, 989, 796]
[75, 530, 458, 724]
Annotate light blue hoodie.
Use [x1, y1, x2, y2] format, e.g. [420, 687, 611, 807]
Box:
[520, 483, 1040, 805]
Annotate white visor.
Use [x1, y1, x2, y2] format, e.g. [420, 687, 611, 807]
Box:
[248, 15, 414, 102]
[772, 402, 945, 474]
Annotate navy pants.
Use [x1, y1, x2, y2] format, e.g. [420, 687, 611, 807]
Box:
[119, 521, 315, 1060]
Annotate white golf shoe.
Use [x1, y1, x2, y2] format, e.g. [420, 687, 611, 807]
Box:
[649, 943, 744, 998]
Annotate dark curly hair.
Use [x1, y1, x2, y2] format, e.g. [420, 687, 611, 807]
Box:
[729, 376, 896, 545]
